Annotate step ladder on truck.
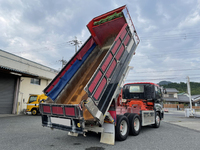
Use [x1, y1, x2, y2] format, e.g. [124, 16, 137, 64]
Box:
[39, 5, 165, 145]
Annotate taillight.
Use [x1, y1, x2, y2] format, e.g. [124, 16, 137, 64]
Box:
[52, 106, 63, 115]
[65, 107, 75, 116]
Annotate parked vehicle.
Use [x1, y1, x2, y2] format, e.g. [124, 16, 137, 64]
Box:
[115, 82, 165, 140]
[38, 5, 154, 145]
[26, 94, 47, 115]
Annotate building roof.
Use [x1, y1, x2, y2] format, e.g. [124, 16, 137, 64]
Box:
[192, 95, 200, 103]
[178, 95, 190, 103]
[0, 49, 58, 79]
[0, 49, 58, 71]
[166, 88, 179, 93]
[164, 98, 180, 102]
[165, 94, 200, 103]
[0, 65, 38, 78]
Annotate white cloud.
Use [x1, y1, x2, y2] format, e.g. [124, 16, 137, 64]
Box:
[135, 5, 149, 24]
[144, 25, 157, 32]
[178, 11, 200, 28]
[0, 0, 200, 82]
[156, 3, 171, 20]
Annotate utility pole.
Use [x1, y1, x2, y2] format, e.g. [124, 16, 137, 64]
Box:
[68, 36, 82, 53]
[187, 76, 194, 117]
[59, 57, 68, 68]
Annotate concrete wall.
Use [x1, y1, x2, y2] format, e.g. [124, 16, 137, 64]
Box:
[17, 77, 51, 113]
[164, 92, 178, 98]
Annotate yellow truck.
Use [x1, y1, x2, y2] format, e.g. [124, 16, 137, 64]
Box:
[26, 94, 47, 115]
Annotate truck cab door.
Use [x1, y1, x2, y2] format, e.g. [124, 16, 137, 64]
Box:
[144, 85, 155, 100]
[27, 95, 38, 112]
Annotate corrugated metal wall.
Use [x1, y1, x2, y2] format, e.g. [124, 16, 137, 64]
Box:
[0, 73, 16, 114]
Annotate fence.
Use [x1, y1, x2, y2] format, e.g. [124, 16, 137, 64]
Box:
[164, 104, 200, 110]
[164, 104, 184, 109]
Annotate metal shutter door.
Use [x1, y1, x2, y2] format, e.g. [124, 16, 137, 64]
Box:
[0, 73, 16, 114]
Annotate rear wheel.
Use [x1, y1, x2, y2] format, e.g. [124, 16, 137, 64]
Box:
[31, 109, 37, 115]
[153, 112, 160, 128]
[128, 114, 141, 136]
[115, 115, 129, 141]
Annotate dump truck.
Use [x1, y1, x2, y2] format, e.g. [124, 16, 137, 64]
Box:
[26, 94, 47, 115]
[39, 5, 148, 145]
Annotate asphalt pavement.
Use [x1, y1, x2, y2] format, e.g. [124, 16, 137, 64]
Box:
[163, 110, 200, 132]
[0, 111, 200, 150]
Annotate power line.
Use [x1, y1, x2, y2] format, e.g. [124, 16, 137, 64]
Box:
[128, 74, 200, 78]
[126, 77, 200, 82]
[134, 47, 200, 57]
[139, 31, 200, 42]
[139, 26, 200, 35]
[131, 68, 200, 74]
[134, 49, 200, 58]
[141, 36, 200, 42]
[140, 32, 200, 39]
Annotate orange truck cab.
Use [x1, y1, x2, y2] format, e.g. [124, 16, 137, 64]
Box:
[26, 94, 47, 115]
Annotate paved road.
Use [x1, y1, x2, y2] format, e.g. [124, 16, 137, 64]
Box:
[0, 114, 200, 150]
[163, 110, 200, 132]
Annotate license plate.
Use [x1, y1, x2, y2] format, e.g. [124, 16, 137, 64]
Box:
[51, 117, 71, 126]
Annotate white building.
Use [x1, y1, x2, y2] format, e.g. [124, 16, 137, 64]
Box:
[0, 49, 58, 114]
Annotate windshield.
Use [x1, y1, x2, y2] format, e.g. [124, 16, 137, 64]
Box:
[29, 96, 37, 103]
[129, 85, 144, 93]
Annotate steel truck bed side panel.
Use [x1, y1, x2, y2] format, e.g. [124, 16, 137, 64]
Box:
[84, 24, 137, 115]
[43, 37, 95, 94]
[44, 37, 96, 101]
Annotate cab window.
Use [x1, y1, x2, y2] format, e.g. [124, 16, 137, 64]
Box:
[29, 96, 37, 103]
[155, 86, 162, 98]
[129, 85, 144, 93]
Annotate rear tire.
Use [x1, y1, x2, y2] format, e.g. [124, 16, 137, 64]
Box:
[124, 113, 130, 118]
[128, 114, 141, 136]
[115, 115, 129, 141]
[153, 112, 160, 128]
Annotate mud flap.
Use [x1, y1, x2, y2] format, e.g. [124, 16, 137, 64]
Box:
[100, 123, 115, 145]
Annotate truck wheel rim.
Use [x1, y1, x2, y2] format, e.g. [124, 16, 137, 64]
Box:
[156, 115, 160, 125]
[120, 120, 128, 136]
[32, 110, 37, 115]
[134, 118, 140, 131]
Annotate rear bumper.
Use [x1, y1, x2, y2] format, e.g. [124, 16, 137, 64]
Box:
[40, 103, 85, 134]
[42, 115, 84, 134]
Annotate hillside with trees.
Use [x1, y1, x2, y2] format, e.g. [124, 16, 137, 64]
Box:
[158, 81, 200, 95]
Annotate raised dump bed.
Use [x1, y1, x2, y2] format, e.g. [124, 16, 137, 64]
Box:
[40, 5, 140, 143]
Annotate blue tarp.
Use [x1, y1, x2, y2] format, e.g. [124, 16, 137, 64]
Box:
[47, 43, 96, 101]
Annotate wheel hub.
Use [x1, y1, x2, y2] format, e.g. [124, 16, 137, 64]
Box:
[120, 120, 128, 136]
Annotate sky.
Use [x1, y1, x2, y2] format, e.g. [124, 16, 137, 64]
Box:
[0, 0, 200, 84]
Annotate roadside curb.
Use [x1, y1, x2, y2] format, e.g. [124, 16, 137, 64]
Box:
[0, 114, 25, 118]
[163, 121, 200, 133]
